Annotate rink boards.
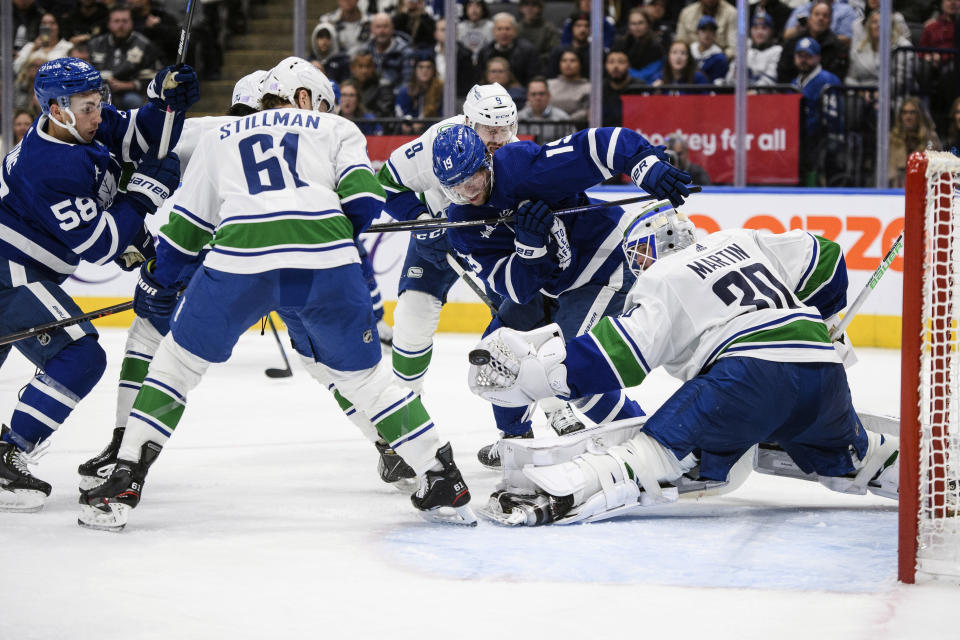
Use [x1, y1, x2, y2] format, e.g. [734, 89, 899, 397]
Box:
[66, 187, 906, 348]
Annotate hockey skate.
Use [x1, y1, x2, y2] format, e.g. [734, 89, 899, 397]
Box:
[411, 442, 477, 526]
[477, 429, 533, 470]
[375, 439, 416, 491]
[546, 403, 585, 436]
[78, 441, 161, 532]
[78, 427, 124, 490]
[377, 319, 393, 347]
[0, 434, 51, 513]
[480, 489, 574, 526]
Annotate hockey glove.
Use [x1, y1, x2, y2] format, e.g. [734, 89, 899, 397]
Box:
[115, 223, 157, 271]
[126, 146, 181, 214]
[133, 259, 180, 321]
[628, 146, 692, 208]
[513, 200, 554, 263]
[147, 64, 201, 113]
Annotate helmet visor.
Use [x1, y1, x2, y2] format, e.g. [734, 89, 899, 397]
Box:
[473, 122, 516, 150]
[442, 167, 492, 205]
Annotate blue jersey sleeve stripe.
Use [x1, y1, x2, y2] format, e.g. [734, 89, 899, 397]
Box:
[172, 204, 216, 232]
[386, 159, 406, 188]
[71, 213, 109, 255]
[121, 109, 138, 162]
[338, 164, 373, 182]
[504, 254, 521, 303]
[796, 232, 819, 293]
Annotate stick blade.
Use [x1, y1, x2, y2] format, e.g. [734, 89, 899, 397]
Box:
[265, 367, 293, 378]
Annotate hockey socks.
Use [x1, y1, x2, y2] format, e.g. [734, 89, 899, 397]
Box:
[4, 335, 105, 452]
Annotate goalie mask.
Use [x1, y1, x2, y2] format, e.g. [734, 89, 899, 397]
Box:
[433, 124, 493, 205]
[623, 202, 697, 275]
[261, 57, 336, 113]
[463, 83, 518, 152]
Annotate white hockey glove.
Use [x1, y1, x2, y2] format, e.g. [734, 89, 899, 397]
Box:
[467, 324, 570, 407]
[824, 313, 858, 368]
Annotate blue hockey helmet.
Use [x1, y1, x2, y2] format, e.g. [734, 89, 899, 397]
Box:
[34, 57, 107, 117]
[432, 124, 493, 204]
[623, 200, 697, 275]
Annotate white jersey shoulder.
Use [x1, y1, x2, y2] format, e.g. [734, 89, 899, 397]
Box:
[386, 115, 464, 215]
[173, 115, 238, 170]
[619, 228, 840, 381]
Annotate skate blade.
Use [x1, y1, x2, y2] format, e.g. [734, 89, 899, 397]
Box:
[77, 503, 130, 532]
[389, 477, 418, 494]
[78, 474, 109, 491]
[477, 501, 529, 526]
[417, 505, 478, 527]
[0, 488, 46, 513]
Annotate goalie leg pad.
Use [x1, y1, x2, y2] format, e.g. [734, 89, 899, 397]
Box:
[818, 430, 899, 498]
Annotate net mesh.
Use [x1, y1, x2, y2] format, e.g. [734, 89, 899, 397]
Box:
[918, 151, 960, 578]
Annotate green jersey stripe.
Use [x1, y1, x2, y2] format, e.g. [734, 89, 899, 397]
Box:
[375, 397, 432, 442]
[213, 216, 354, 250]
[131, 385, 185, 431]
[796, 236, 842, 301]
[339, 168, 387, 200]
[159, 212, 214, 255]
[376, 163, 410, 194]
[721, 318, 832, 356]
[589, 317, 648, 388]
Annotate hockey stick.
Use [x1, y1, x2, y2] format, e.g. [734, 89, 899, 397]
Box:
[445, 253, 499, 313]
[264, 314, 293, 378]
[828, 230, 904, 340]
[364, 187, 703, 235]
[157, 0, 200, 159]
[0, 301, 134, 347]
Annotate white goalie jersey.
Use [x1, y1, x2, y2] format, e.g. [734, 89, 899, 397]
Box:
[599, 229, 843, 383]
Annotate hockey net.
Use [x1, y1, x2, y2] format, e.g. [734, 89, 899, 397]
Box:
[901, 150, 960, 583]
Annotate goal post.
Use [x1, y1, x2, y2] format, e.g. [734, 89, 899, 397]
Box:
[901, 150, 960, 584]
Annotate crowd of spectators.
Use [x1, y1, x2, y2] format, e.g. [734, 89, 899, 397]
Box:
[11, 0, 246, 117]
[314, 0, 957, 185]
[6, 0, 958, 187]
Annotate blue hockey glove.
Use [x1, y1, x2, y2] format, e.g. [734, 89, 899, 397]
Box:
[412, 228, 452, 270]
[513, 200, 554, 262]
[115, 223, 157, 271]
[133, 259, 180, 321]
[147, 64, 200, 112]
[125, 145, 181, 214]
[629, 146, 692, 208]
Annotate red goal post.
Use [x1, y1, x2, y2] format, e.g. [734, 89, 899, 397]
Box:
[901, 150, 960, 584]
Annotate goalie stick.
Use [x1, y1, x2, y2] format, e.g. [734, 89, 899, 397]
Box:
[157, 0, 200, 158]
[364, 187, 703, 235]
[264, 314, 293, 378]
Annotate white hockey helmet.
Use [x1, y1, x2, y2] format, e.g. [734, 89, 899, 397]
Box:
[623, 201, 697, 275]
[463, 82, 518, 149]
[231, 69, 267, 109]
[261, 57, 336, 113]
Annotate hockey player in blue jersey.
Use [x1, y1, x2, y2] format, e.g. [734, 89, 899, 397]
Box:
[432, 123, 693, 468]
[0, 57, 199, 512]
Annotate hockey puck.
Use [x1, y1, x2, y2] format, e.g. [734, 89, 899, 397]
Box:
[468, 349, 491, 366]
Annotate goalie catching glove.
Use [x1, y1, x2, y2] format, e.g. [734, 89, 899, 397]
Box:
[467, 324, 570, 407]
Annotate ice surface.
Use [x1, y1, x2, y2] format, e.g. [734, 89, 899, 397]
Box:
[1, 330, 956, 639]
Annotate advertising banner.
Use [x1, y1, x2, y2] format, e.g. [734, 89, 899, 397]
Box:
[621, 93, 802, 185]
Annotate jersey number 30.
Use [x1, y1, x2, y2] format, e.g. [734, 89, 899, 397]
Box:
[239, 132, 309, 195]
[712, 263, 800, 311]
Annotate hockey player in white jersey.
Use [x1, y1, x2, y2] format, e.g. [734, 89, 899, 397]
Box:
[78, 66, 417, 493]
[467, 203, 899, 525]
[377, 83, 585, 441]
[79, 58, 475, 531]
[0, 57, 199, 512]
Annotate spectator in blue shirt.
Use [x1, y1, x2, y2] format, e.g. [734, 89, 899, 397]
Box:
[791, 37, 842, 185]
